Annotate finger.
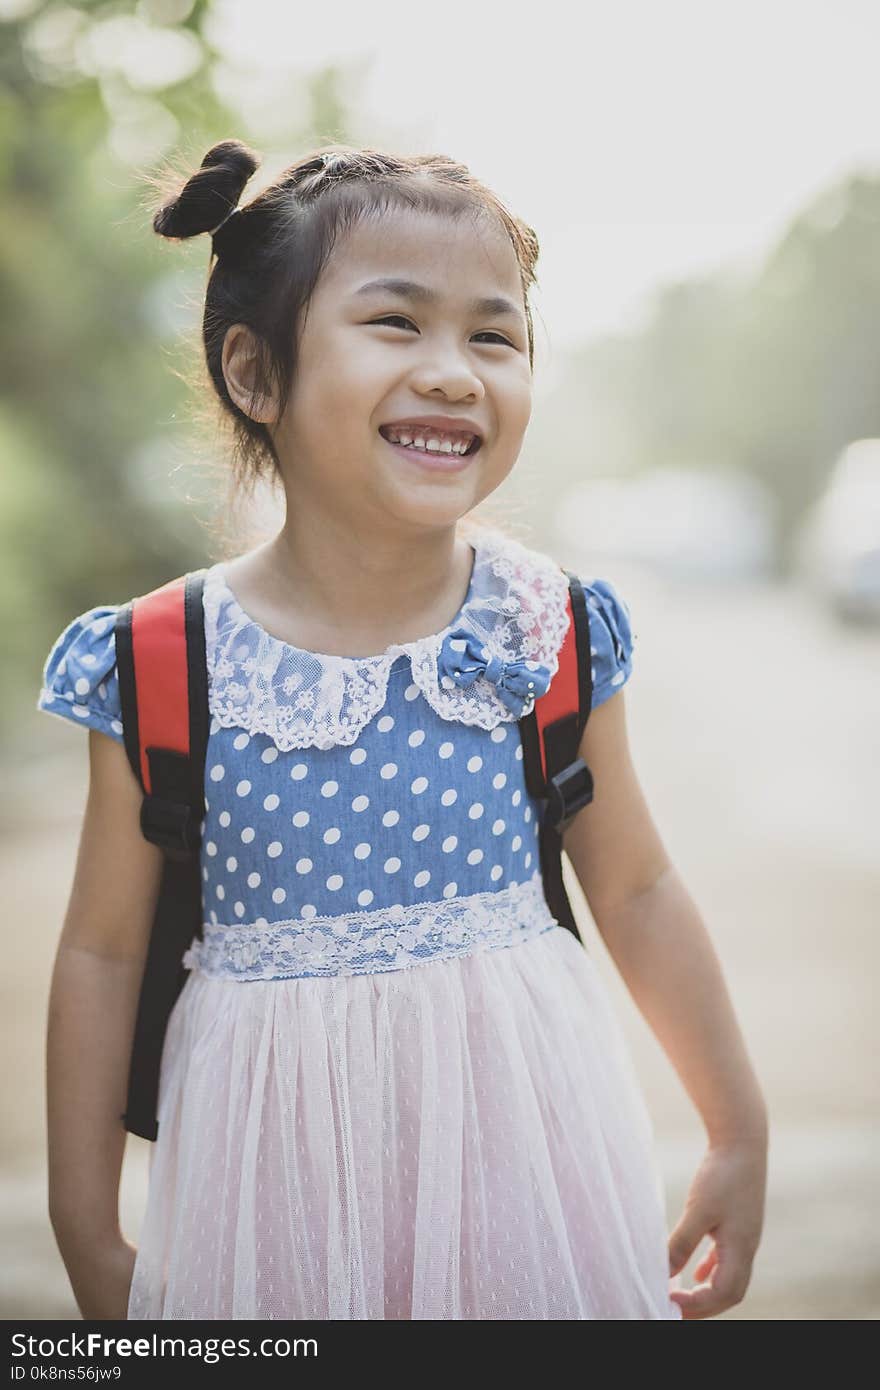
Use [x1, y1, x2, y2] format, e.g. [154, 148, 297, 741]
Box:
[706, 1245, 749, 1306]
[669, 1244, 716, 1300]
[671, 1250, 748, 1318]
[669, 1282, 720, 1318]
[693, 1245, 718, 1282]
[668, 1213, 710, 1276]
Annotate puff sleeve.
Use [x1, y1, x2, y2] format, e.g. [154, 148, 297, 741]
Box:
[35, 605, 124, 744]
[579, 577, 635, 708]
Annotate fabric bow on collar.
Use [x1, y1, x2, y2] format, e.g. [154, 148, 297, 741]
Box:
[438, 626, 552, 716]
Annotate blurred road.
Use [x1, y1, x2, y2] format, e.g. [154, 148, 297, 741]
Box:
[3, 566, 878, 1319]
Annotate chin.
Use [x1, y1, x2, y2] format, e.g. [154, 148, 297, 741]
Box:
[380, 487, 475, 529]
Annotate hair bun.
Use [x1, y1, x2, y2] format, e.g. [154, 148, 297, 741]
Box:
[153, 139, 261, 242]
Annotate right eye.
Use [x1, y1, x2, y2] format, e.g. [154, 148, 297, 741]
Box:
[368, 314, 515, 347]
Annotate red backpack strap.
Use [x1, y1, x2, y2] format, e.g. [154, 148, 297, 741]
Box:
[116, 572, 210, 857]
[114, 570, 209, 1141]
[520, 570, 593, 941]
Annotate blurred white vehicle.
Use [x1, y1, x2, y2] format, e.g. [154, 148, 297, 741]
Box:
[794, 439, 880, 622]
[555, 465, 776, 582]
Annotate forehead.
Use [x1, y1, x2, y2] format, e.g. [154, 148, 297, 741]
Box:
[319, 206, 522, 300]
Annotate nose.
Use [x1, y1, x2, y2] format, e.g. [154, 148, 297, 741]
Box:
[408, 342, 486, 402]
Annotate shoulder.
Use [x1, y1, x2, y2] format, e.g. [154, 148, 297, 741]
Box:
[573, 574, 636, 708]
[35, 604, 124, 744]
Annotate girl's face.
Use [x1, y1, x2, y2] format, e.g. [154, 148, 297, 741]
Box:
[267, 207, 533, 536]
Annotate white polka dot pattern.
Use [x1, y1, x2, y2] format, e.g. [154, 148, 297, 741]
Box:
[188, 663, 551, 945]
[33, 546, 674, 1325]
[34, 606, 124, 743]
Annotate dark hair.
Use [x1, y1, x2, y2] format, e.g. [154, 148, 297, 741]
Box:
[148, 140, 540, 509]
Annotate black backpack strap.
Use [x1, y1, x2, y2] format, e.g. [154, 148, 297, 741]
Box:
[520, 569, 593, 940]
[114, 570, 209, 1141]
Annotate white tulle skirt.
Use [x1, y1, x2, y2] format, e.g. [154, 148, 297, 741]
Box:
[126, 925, 683, 1320]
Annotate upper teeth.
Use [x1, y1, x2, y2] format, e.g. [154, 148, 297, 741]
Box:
[384, 426, 475, 454]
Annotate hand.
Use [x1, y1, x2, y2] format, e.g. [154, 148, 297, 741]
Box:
[667, 1136, 768, 1318]
[66, 1235, 138, 1321]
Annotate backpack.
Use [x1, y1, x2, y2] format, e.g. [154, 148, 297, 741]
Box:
[114, 567, 594, 1141]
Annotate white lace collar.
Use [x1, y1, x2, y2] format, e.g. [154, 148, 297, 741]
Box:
[202, 526, 571, 751]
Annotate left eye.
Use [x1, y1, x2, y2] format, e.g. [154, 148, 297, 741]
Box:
[370, 315, 512, 346]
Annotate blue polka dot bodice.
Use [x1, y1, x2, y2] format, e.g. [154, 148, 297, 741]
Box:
[36, 528, 635, 980]
[200, 666, 538, 922]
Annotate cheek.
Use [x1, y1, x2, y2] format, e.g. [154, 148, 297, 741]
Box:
[302, 328, 382, 401]
[500, 380, 533, 440]
[494, 358, 532, 411]
[293, 380, 374, 453]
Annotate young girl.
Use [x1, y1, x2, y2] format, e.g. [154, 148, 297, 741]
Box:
[38, 141, 767, 1321]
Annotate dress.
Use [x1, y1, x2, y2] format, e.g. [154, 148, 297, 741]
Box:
[36, 525, 683, 1321]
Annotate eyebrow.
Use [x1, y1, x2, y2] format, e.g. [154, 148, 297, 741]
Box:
[352, 277, 523, 321]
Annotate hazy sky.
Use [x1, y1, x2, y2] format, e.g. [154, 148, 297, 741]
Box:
[210, 0, 880, 358]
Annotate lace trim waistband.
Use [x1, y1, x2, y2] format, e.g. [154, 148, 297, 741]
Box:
[182, 871, 560, 980]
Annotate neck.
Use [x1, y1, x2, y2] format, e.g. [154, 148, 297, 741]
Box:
[247, 519, 478, 651]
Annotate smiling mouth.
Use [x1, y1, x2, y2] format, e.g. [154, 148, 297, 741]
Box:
[378, 426, 482, 457]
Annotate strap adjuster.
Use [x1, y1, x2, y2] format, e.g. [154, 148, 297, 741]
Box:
[546, 758, 594, 832]
[140, 795, 201, 859]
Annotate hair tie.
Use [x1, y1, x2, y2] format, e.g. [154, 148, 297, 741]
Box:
[210, 204, 240, 258]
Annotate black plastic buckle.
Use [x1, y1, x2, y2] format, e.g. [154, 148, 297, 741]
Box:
[546, 758, 594, 832]
[140, 795, 201, 860]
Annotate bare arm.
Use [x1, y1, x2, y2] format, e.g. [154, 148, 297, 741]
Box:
[561, 688, 767, 1316]
[562, 690, 766, 1141]
[46, 728, 163, 1315]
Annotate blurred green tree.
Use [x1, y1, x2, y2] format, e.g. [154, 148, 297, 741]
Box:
[527, 174, 880, 567]
[0, 1, 355, 753]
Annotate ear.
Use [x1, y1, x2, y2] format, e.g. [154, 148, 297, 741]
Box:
[221, 323, 279, 424]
